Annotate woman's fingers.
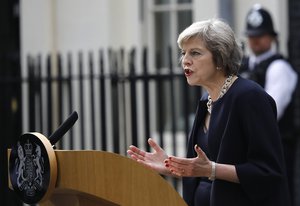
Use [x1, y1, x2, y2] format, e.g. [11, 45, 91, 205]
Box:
[148, 138, 163, 153]
[194, 144, 208, 161]
[128, 138, 163, 157]
[167, 156, 190, 164]
[127, 145, 146, 161]
[127, 152, 140, 161]
[165, 160, 186, 177]
[169, 168, 185, 177]
[164, 145, 210, 177]
[194, 144, 204, 157]
[128, 145, 146, 156]
[127, 139, 170, 175]
[165, 157, 189, 166]
[164, 156, 189, 176]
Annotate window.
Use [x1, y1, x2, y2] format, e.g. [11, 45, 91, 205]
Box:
[152, 0, 192, 70]
[148, 0, 199, 134]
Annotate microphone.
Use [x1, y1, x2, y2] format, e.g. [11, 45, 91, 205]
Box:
[48, 111, 78, 145]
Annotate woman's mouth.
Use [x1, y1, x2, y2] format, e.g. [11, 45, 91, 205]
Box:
[184, 68, 193, 76]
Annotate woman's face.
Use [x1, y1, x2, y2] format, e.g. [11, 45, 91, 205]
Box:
[181, 36, 217, 87]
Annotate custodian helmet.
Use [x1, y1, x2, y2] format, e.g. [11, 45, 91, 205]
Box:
[245, 4, 277, 37]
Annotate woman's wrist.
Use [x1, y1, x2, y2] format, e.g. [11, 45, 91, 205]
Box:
[208, 161, 216, 181]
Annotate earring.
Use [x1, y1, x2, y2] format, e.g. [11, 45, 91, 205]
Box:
[216, 66, 221, 70]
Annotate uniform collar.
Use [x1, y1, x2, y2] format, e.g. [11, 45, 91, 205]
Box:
[249, 49, 275, 70]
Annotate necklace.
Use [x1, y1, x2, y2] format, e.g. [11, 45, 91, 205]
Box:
[207, 75, 234, 114]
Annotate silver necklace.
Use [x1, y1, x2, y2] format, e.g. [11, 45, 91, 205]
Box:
[207, 75, 233, 114]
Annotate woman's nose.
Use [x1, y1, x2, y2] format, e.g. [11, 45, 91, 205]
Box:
[182, 55, 191, 67]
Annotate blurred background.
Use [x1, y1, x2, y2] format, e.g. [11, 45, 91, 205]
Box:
[1, 0, 299, 205]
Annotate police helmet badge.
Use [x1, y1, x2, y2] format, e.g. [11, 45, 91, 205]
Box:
[247, 10, 263, 28]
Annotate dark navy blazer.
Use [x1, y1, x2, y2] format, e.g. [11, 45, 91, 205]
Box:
[183, 77, 291, 206]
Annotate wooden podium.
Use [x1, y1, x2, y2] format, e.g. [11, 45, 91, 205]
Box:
[9, 150, 187, 206]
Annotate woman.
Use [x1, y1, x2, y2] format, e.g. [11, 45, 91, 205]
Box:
[127, 19, 290, 206]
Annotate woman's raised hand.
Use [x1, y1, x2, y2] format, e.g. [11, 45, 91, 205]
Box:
[127, 138, 170, 175]
[164, 144, 211, 177]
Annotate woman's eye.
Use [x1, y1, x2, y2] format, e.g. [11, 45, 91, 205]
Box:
[191, 51, 200, 56]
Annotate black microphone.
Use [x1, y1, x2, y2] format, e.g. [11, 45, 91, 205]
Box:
[49, 111, 78, 145]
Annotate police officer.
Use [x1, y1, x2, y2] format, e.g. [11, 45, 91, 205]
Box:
[240, 4, 298, 205]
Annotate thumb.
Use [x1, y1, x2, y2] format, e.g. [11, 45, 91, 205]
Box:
[194, 144, 205, 158]
[148, 138, 163, 153]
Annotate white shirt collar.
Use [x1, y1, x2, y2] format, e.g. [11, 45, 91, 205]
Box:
[248, 50, 276, 70]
